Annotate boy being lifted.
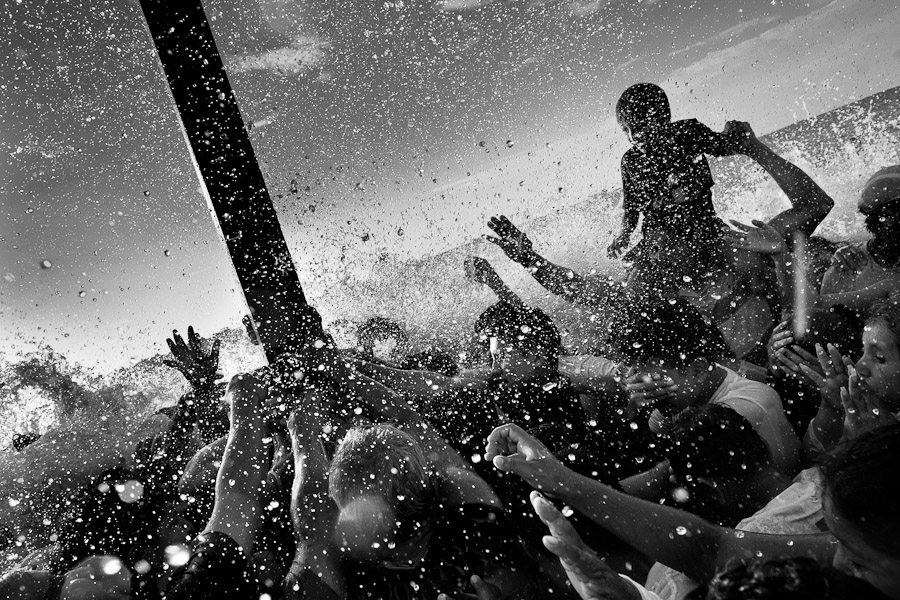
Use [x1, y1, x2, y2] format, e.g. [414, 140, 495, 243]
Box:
[607, 83, 739, 294]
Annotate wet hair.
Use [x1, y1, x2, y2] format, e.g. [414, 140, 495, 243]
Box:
[399, 349, 460, 377]
[609, 298, 732, 368]
[863, 197, 900, 234]
[668, 404, 772, 481]
[329, 424, 437, 523]
[866, 299, 900, 343]
[820, 423, 900, 557]
[477, 302, 562, 365]
[616, 83, 671, 129]
[702, 556, 890, 600]
[357, 317, 408, 347]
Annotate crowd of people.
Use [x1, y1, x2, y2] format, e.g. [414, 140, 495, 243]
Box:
[3, 83, 900, 600]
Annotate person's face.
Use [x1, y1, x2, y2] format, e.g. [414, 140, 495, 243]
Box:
[825, 495, 900, 599]
[855, 321, 900, 412]
[865, 203, 900, 239]
[493, 338, 553, 384]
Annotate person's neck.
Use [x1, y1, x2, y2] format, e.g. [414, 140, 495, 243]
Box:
[697, 365, 728, 402]
[869, 235, 900, 268]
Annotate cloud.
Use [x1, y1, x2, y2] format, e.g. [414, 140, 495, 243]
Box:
[669, 16, 779, 57]
[227, 35, 330, 75]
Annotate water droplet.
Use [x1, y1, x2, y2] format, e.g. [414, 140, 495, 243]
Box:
[682, 275, 692, 283]
[3, 273, 14, 283]
[734, 531, 745, 538]
[164, 545, 191, 567]
[675, 526, 688, 536]
[397, 227, 404, 236]
[100, 557, 124, 575]
[672, 487, 690, 503]
[164, 249, 171, 257]
[353, 407, 363, 415]
[561, 506, 574, 517]
[632, 342, 643, 348]
[40, 260, 52, 269]
[313, 339, 325, 349]
[542, 381, 558, 391]
[506, 139, 514, 148]
[520, 325, 532, 334]
[78, 291, 86, 298]
[629, 422, 639, 430]
[25, 207, 34, 214]
[471, 454, 482, 464]
[8, 498, 20, 507]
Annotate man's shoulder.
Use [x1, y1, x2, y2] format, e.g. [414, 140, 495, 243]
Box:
[716, 369, 781, 407]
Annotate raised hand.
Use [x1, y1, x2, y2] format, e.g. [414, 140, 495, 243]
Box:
[799, 343, 854, 411]
[622, 370, 678, 418]
[722, 120, 759, 154]
[486, 216, 538, 266]
[725, 219, 787, 255]
[841, 366, 897, 441]
[830, 244, 867, 273]
[465, 256, 502, 288]
[774, 343, 823, 386]
[531, 492, 640, 600]
[767, 321, 791, 373]
[484, 423, 569, 493]
[163, 326, 221, 390]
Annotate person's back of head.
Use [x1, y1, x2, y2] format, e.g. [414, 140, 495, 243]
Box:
[668, 404, 773, 525]
[329, 423, 436, 521]
[609, 298, 732, 369]
[703, 557, 891, 600]
[616, 83, 671, 138]
[821, 423, 900, 560]
[479, 301, 562, 367]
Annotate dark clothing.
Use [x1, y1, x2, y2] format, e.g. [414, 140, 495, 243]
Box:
[621, 118, 733, 242]
[164, 532, 257, 600]
[418, 377, 589, 461]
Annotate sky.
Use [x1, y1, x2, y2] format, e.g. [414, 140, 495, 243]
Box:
[2, 0, 899, 373]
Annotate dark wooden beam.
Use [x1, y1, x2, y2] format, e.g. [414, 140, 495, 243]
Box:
[139, 0, 322, 360]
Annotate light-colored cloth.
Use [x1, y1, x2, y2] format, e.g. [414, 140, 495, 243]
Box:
[645, 466, 827, 600]
[622, 574, 665, 600]
[558, 355, 619, 386]
[711, 367, 801, 476]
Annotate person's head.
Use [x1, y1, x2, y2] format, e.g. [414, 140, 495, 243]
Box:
[616, 83, 671, 142]
[856, 300, 900, 412]
[357, 316, 408, 361]
[668, 404, 774, 525]
[399, 348, 460, 377]
[479, 302, 562, 384]
[821, 423, 900, 598]
[610, 299, 732, 409]
[704, 556, 891, 600]
[860, 166, 900, 240]
[328, 424, 437, 560]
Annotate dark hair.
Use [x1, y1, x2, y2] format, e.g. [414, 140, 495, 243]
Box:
[609, 298, 732, 368]
[866, 298, 900, 342]
[616, 83, 671, 128]
[669, 404, 772, 481]
[703, 556, 890, 600]
[864, 199, 900, 235]
[477, 302, 562, 364]
[820, 423, 900, 557]
[399, 349, 460, 377]
[12, 432, 40, 452]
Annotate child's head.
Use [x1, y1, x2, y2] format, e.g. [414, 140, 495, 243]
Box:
[616, 83, 671, 141]
[857, 300, 900, 412]
[478, 301, 561, 383]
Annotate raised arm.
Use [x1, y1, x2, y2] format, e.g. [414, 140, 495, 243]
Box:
[465, 256, 524, 307]
[203, 373, 269, 555]
[486, 215, 622, 309]
[484, 424, 836, 583]
[348, 357, 489, 399]
[285, 393, 345, 599]
[726, 121, 835, 240]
